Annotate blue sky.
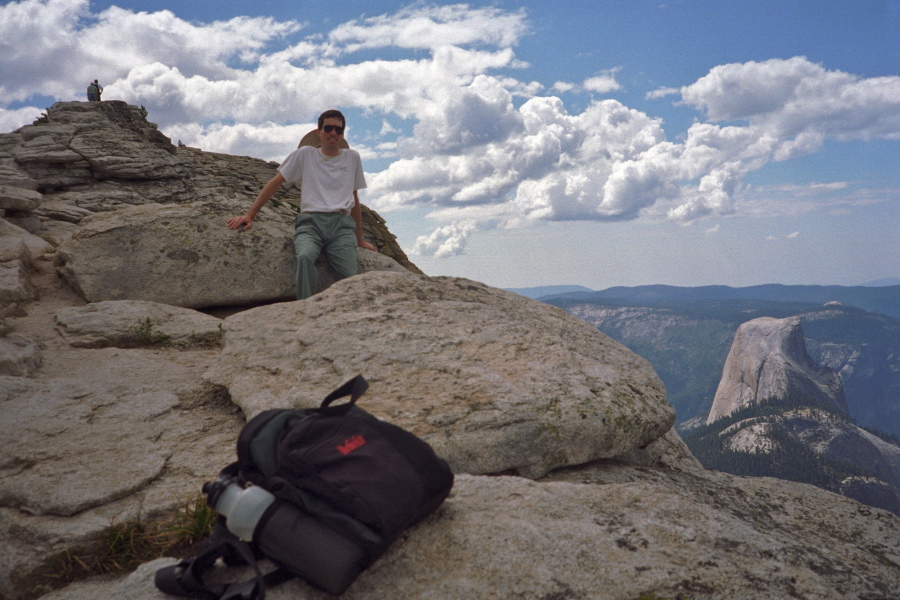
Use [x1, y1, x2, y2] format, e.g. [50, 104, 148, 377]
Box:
[2, 0, 898, 289]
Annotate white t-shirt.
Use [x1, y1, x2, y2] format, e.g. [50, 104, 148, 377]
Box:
[278, 146, 367, 212]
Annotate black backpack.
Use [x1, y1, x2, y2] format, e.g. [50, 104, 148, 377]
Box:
[155, 375, 454, 598]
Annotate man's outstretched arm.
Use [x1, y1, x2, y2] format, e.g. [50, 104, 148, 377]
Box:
[352, 191, 377, 252]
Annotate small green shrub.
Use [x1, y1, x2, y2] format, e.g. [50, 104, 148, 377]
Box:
[130, 318, 171, 346]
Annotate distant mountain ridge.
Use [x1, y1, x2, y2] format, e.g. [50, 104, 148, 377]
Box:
[543, 295, 900, 437]
[536, 283, 900, 319]
[863, 278, 900, 287]
[505, 285, 594, 299]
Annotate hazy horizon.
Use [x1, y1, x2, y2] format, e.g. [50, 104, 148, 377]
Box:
[506, 278, 900, 293]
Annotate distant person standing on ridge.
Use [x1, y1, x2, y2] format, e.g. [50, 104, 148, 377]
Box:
[95, 80, 103, 100]
[227, 109, 377, 300]
[86, 81, 99, 101]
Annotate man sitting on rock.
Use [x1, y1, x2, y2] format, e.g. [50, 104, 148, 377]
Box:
[227, 109, 377, 299]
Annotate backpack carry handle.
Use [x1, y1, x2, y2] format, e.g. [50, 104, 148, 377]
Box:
[318, 375, 369, 415]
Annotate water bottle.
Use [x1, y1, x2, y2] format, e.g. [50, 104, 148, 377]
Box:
[204, 476, 275, 542]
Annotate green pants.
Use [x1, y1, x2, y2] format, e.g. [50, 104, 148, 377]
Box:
[293, 213, 358, 300]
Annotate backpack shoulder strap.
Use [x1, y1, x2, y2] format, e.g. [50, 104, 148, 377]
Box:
[237, 410, 308, 482]
[154, 522, 268, 600]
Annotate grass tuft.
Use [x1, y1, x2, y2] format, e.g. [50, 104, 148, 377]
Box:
[129, 317, 171, 346]
[39, 494, 217, 589]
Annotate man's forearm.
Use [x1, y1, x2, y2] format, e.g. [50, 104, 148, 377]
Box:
[352, 191, 365, 242]
[247, 174, 285, 219]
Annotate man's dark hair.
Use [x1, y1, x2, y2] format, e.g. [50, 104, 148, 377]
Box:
[318, 109, 346, 130]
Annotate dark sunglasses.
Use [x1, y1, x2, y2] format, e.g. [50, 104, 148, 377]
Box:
[322, 125, 345, 135]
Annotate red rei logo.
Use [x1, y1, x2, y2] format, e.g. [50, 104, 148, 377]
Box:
[337, 435, 366, 456]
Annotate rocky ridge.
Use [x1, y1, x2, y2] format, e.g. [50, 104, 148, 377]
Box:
[1, 101, 420, 312]
[0, 103, 898, 599]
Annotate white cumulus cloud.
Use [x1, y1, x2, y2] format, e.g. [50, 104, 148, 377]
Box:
[583, 68, 622, 94]
[0, 0, 301, 103]
[327, 4, 529, 53]
[410, 220, 480, 258]
[679, 57, 900, 147]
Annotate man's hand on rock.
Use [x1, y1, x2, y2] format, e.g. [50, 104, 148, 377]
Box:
[228, 215, 253, 231]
